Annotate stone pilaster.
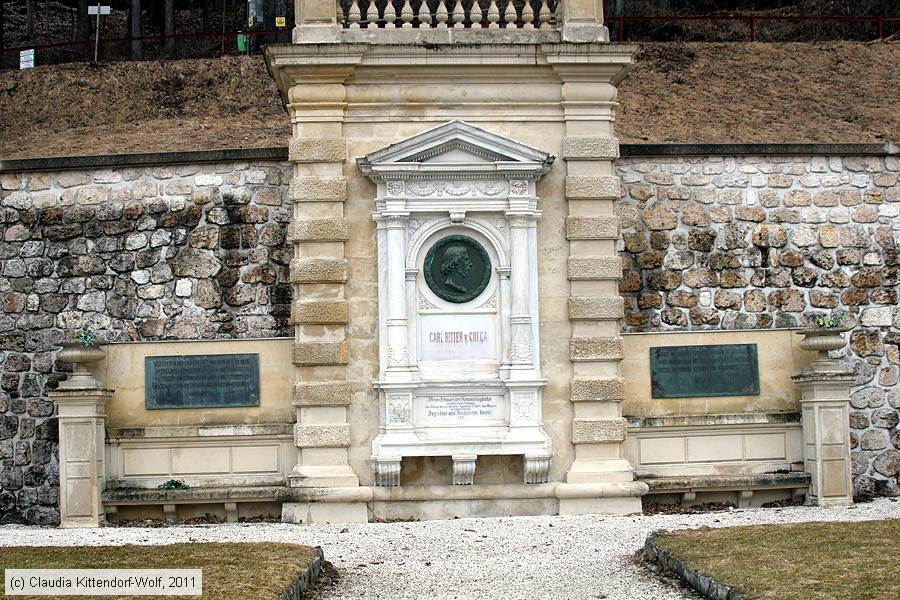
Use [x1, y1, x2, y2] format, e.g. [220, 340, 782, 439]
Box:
[50, 387, 112, 528]
[550, 49, 647, 514]
[794, 369, 855, 506]
[279, 59, 368, 523]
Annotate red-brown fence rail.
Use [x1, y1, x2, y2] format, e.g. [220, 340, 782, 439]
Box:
[2, 15, 898, 70]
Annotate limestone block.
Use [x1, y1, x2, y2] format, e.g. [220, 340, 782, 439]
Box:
[568, 296, 625, 320]
[295, 424, 351, 448]
[569, 337, 624, 361]
[288, 139, 347, 163]
[293, 341, 349, 365]
[561, 136, 620, 160]
[571, 377, 625, 402]
[566, 216, 619, 240]
[287, 217, 350, 242]
[293, 382, 351, 406]
[572, 418, 628, 443]
[567, 256, 622, 281]
[290, 258, 349, 283]
[289, 177, 348, 202]
[565, 176, 621, 200]
[291, 299, 349, 325]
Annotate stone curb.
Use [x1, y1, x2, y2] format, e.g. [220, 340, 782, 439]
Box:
[642, 531, 745, 600]
[277, 546, 326, 600]
[3, 143, 897, 172]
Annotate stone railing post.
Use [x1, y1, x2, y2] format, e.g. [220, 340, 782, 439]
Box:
[294, 0, 342, 42]
[793, 367, 855, 507]
[559, 0, 609, 42]
[49, 377, 112, 528]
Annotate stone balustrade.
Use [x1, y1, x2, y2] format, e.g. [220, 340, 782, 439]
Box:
[338, 0, 558, 30]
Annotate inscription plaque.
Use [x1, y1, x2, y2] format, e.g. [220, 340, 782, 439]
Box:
[422, 395, 503, 424]
[650, 344, 759, 399]
[145, 353, 260, 409]
[420, 314, 495, 361]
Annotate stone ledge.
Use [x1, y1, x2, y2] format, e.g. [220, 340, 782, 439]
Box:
[641, 472, 811, 493]
[567, 256, 622, 281]
[290, 258, 349, 283]
[291, 300, 349, 325]
[288, 139, 347, 163]
[565, 215, 619, 240]
[293, 341, 348, 366]
[627, 412, 801, 430]
[289, 176, 348, 202]
[561, 136, 620, 160]
[570, 377, 625, 402]
[295, 424, 351, 448]
[572, 418, 627, 443]
[565, 175, 621, 200]
[287, 217, 350, 242]
[102, 485, 283, 504]
[293, 382, 351, 406]
[568, 296, 625, 320]
[569, 337, 624, 361]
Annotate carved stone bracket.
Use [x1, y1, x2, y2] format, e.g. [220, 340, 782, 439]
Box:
[374, 458, 402, 487]
[452, 455, 478, 485]
[524, 455, 551, 484]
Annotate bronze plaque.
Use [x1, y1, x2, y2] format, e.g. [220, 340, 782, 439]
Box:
[423, 235, 491, 303]
[650, 344, 759, 399]
[145, 353, 260, 409]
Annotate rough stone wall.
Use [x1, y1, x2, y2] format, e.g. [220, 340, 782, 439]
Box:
[616, 154, 900, 497]
[0, 161, 293, 524]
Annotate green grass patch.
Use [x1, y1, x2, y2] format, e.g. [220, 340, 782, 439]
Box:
[0, 542, 318, 600]
[654, 518, 900, 600]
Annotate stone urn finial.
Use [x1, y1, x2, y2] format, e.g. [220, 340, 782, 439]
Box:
[798, 312, 850, 374]
[57, 328, 105, 390]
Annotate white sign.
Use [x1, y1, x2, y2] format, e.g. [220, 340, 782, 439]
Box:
[419, 314, 495, 361]
[88, 5, 111, 15]
[422, 395, 503, 424]
[19, 49, 35, 70]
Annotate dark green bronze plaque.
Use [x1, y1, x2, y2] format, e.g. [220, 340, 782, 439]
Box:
[423, 235, 491, 303]
[145, 353, 260, 409]
[650, 344, 759, 399]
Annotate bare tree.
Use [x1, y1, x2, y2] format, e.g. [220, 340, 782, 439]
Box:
[202, 0, 210, 31]
[77, 0, 89, 40]
[26, 0, 34, 39]
[164, 0, 175, 56]
[0, 0, 5, 57]
[131, 0, 142, 60]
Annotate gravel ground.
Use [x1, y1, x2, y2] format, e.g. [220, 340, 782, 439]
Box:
[2, 499, 898, 600]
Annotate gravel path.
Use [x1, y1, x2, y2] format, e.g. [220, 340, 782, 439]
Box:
[2, 499, 898, 599]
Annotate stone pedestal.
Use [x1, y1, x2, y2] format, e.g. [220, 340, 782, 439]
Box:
[794, 369, 855, 507]
[50, 387, 112, 528]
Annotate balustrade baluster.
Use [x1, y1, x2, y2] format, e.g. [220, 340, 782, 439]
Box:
[487, 0, 500, 28]
[348, 0, 362, 28]
[401, 0, 414, 27]
[417, 0, 432, 28]
[436, 0, 449, 28]
[503, 0, 516, 28]
[521, 0, 534, 28]
[337, 0, 346, 27]
[384, 0, 398, 27]
[537, 0, 549, 28]
[366, 0, 380, 27]
[451, 0, 465, 28]
[470, 0, 483, 28]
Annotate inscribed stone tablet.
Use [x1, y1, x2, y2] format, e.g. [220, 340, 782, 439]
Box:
[145, 354, 260, 409]
[650, 344, 759, 398]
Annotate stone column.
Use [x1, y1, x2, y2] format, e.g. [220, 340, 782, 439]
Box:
[50, 386, 112, 528]
[293, 0, 342, 42]
[559, 0, 609, 42]
[794, 369, 855, 506]
[282, 65, 368, 523]
[550, 50, 647, 515]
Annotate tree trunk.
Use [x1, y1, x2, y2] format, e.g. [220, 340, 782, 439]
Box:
[0, 0, 5, 57]
[202, 0, 210, 32]
[164, 0, 175, 56]
[615, 0, 625, 17]
[131, 0, 143, 60]
[26, 0, 34, 39]
[77, 0, 90, 41]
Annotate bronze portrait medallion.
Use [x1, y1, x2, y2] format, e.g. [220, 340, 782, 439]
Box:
[423, 235, 491, 303]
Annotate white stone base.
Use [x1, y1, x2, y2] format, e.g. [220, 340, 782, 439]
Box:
[281, 501, 369, 525]
[558, 497, 643, 516]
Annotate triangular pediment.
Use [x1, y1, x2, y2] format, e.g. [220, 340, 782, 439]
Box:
[358, 121, 553, 179]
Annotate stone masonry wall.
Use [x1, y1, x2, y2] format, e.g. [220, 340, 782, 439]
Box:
[616, 153, 900, 497]
[0, 161, 293, 524]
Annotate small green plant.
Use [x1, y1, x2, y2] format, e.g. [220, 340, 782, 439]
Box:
[814, 310, 847, 330]
[158, 479, 190, 490]
[71, 326, 97, 348]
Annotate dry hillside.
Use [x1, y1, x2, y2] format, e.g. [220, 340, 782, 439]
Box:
[0, 42, 897, 159]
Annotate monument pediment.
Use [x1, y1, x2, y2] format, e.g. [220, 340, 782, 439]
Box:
[358, 121, 554, 179]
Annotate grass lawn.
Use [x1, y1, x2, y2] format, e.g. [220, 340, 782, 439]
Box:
[654, 518, 900, 600]
[0, 542, 318, 600]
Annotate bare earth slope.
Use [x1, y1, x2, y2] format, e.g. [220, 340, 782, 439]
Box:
[0, 42, 897, 159]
